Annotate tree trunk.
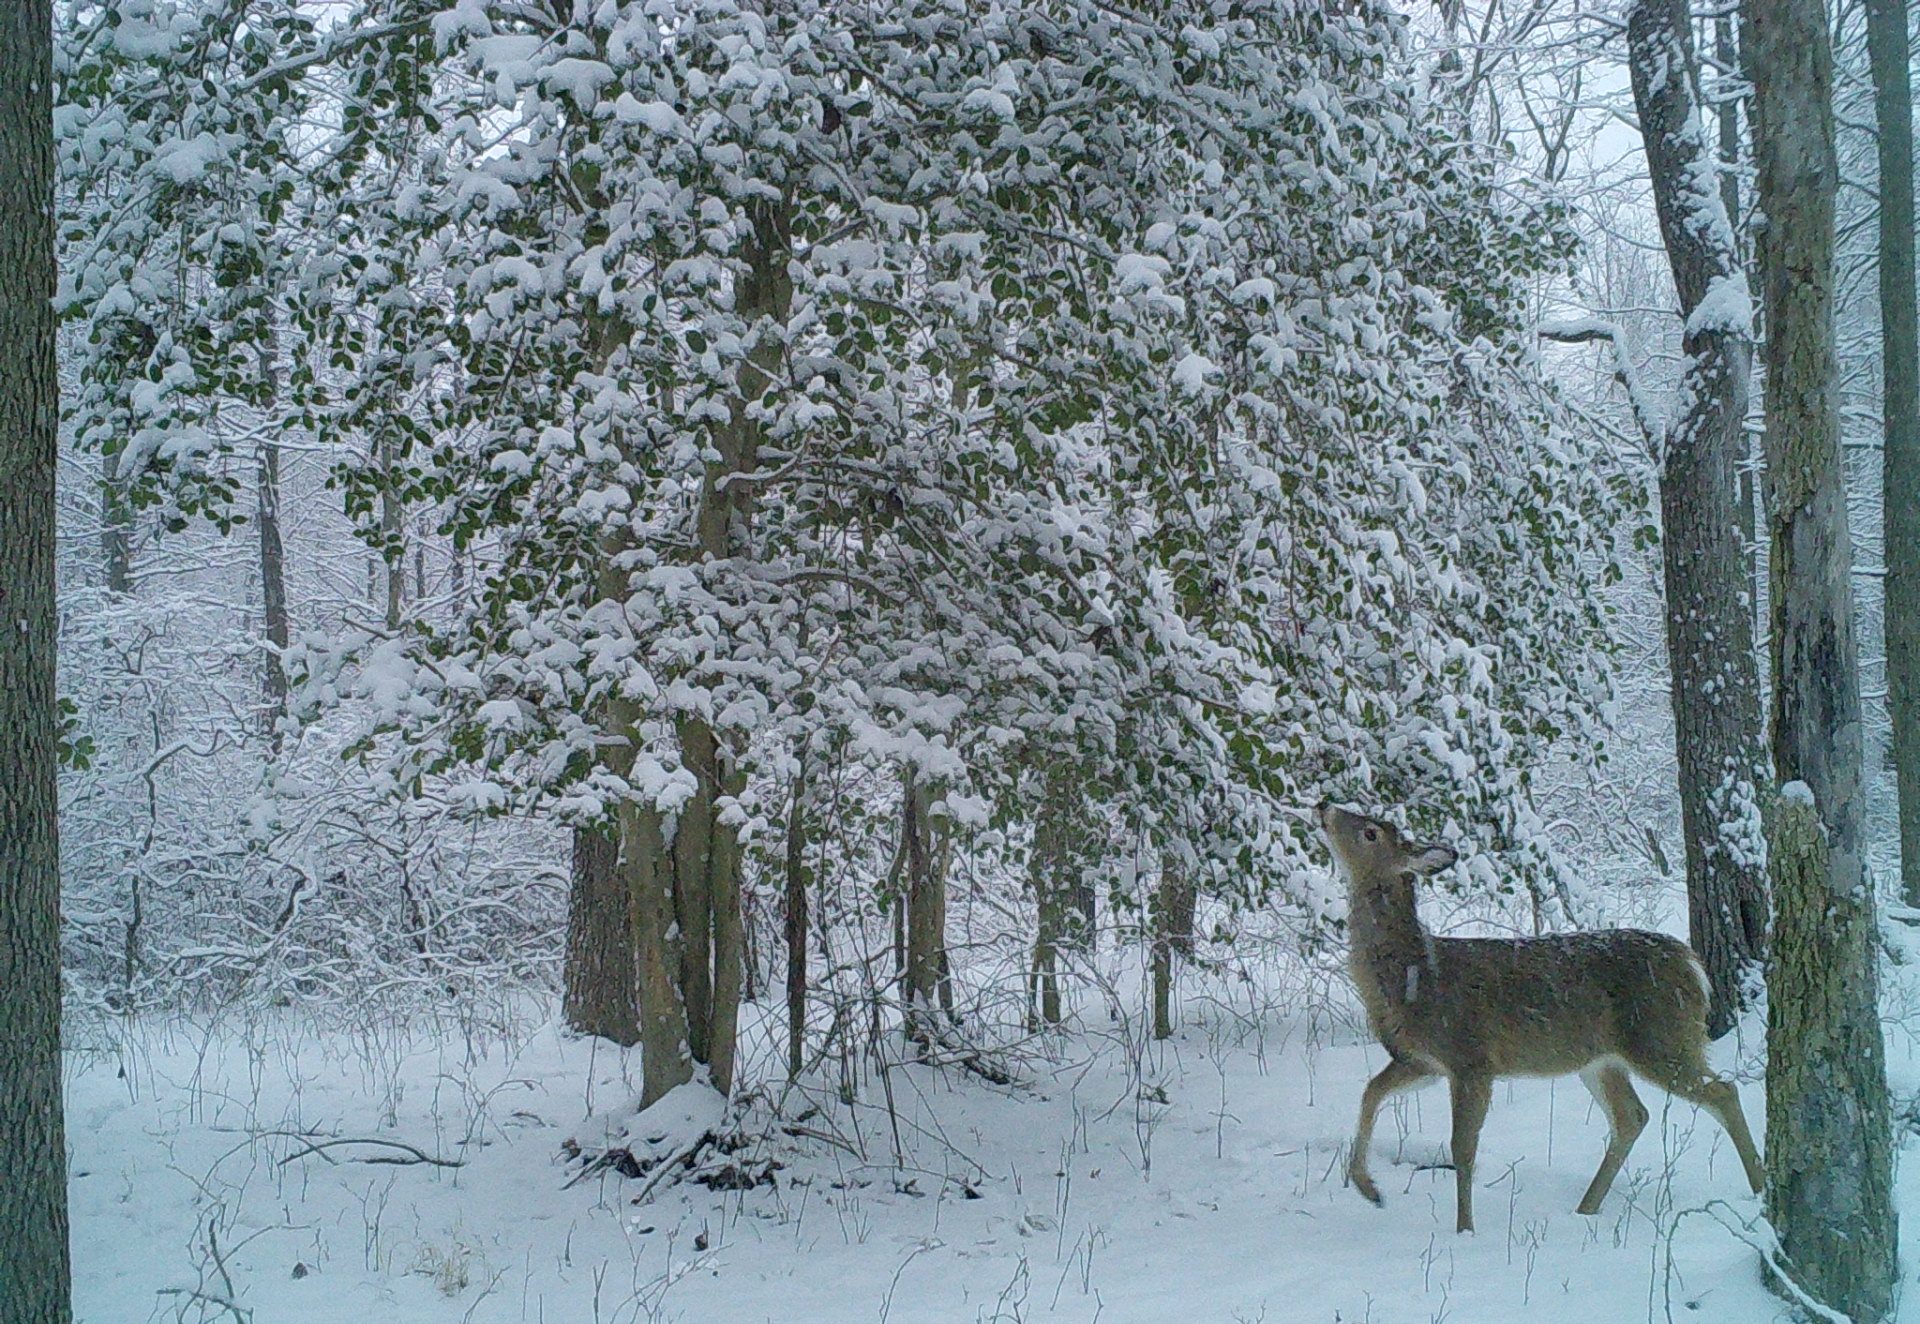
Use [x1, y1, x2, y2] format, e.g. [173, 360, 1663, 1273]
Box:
[1766, 799, 1894, 1318]
[671, 723, 719, 1069]
[901, 772, 946, 1052]
[932, 790, 957, 1023]
[1069, 874, 1096, 953]
[1150, 853, 1184, 1041]
[1028, 784, 1065, 1029]
[258, 441, 290, 725]
[1164, 860, 1196, 960]
[1629, 0, 1771, 1037]
[599, 199, 787, 1109]
[1716, 15, 1764, 650]
[1746, 0, 1897, 1313]
[696, 726, 746, 1101]
[101, 449, 131, 593]
[1869, 0, 1920, 906]
[562, 827, 638, 1044]
[0, 1, 73, 1314]
[616, 787, 694, 1107]
[381, 434, 403, 632]
[784, 759, 808, 1080]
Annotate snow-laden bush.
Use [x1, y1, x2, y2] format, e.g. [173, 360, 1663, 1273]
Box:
[58, 587, 566, 1017]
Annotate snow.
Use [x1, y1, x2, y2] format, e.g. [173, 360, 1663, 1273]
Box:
[432, 0, 492, 53]
[599, 1078, 729, 1163]
[611, 95, 685, 135]
[54, 2, 1884, 1316]
[1780, 779, 1816, 809]
[1685, 272, 1755, 339]
[1172, 351, 1218, 397]
[66, 975, 1884, 1324]
[544, 58, 616, 109]
[148, 133, 226, 185]
[1112, 252, 1171, 296]
[489, 448, 533, 477]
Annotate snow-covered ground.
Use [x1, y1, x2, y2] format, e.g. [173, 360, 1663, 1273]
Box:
[69, 953, 1920, 1324]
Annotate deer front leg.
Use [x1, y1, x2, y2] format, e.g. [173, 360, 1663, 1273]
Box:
[1448, 1072, 1492, 1233]
[1350, 1057, 1430, 1205]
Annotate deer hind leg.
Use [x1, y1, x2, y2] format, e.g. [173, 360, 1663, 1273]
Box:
[1349, 1057, 1431, 1206]
[1575, 1062, 1648, 1215]
[1669, 1073, 1765, 1194]
[1448, 1072, 1492, 1234]
[1630, 1043, 1766, 1196]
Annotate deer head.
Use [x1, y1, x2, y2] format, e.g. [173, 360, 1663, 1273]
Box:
[1316, 802, 1456, 880]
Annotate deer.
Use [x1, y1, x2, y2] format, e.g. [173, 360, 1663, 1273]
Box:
[1317, 802, 1764, 1234]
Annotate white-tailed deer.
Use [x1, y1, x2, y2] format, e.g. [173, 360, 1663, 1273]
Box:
[1317, 802, 1763, 1233]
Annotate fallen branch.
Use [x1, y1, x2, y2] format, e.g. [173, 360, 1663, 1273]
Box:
[156, 1286, 251, 1322]
[1664, 1199, 1853, 1324]
[275, 1135, 464, 1169]
[781, 1123, 862, 1157]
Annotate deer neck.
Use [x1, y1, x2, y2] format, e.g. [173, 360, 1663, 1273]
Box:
[1347, 870, 1434, 1008]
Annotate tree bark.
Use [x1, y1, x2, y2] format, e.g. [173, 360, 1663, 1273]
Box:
[784, 759, 808, 1079]
[0, 0, 73, 1314]
[258, 441, 290, 725]
[1069, 873, 1096, 953]
[1150, 856, 1180, 1041]
[1628, 0, 1771, 1037]
[1028, 780, 1066, 1028]
[380, 432, 403, 632]
[616, 786, 694, 1107]
[562, 827, 638, 1044]
[672, 722, 719, 1068]
[1716, 15, 1764, 650]
[1868, 0, 1920, 906]
[1746, 0, 1897, 1313]
[101, 449, 131, 593]
[1163, 859, 1196, 960]
[901, 772, 946, 1052]
[1765, 800, 1894, 1318]
[702, 734, 747, 1101]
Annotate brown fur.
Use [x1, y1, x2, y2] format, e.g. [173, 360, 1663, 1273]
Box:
[1320, 803, 1764, 1232]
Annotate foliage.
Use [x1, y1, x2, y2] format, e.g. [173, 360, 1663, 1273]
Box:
[50, 0, 1627, 1023]
[287, 0, 1624, 933]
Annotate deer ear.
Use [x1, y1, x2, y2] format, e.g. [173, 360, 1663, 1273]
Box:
[1408, 844, 1457, 875]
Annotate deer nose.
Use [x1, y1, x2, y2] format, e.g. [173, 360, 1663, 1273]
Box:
[1315, 798, 1331, 822]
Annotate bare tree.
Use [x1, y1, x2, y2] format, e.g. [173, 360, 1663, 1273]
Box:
[254, 335, 291, 727]
[783, 759, 809, 1078]
[901, 770, 951, 1049]
[1713, 14, 1764, 640]
[1621, 0, 1770, 1036]
[1746, 0, 1897, 1313]
[101, 448, 132, 593]
[1867, 0, 1920, 904]
[380, 431, 404, 631]
[0, 0, 73, 1317]
[258, 443, 290, 720]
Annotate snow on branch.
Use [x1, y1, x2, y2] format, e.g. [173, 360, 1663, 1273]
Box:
[1539, 319, 1665, 455]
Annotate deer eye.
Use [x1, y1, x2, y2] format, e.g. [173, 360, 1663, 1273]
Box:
[1363, 826, 1378, 842]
